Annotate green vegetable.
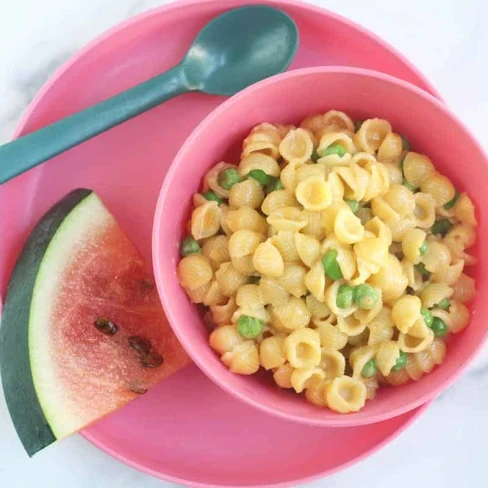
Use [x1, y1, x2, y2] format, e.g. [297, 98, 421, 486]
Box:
[391, 351, 408, 372]
[402, 179, 415, 192]
[248, 275, 261, 285]
[444, 190, 460, 210]
[237, 315, 263, 339]
[336, 284, 355, 309]
[179, 237, 200, 257]
[311, 148, 320, 162]
[431, 219, 452, 236]
[437, 298, 451, 310]
[267, 177, 284, 193]
[344, 199, 360, 214]
[248, 169, 272, 186]
[415, 262, 431, 277]
[354, 284, 379, 310]
[400, 134, 411, 151]
[202, 191, 223, 205]
[321, 144, 346, 158]
[419, 241, 429, 257]
[322, 250, 343, 280]
[217, 168, 241, 189]
[361, 359, 378, 378]
[354, 120, 363, 132]
[430, 317, 448, 337]
[421, 308, 433, 327]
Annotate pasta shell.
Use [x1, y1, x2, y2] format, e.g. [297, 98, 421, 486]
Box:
[420, 173, 456, 207]
[210, 325, 243, 355]
[238, 152, 281, 177]
[326, 376, 367, 413]
[178, 254, 213, 290]
[279, 262, 308, 298]
[377, 132, 403, 163]
[259, 335, 287, 370]
[261, 190, 299, 215]
[228, 230, 265, 259]
[222, 341, 260, 375]
[285, 328, 322, 369]
[191, 201, 221, 240]
[226, 207, 268, 234]
[273, 362, 294, 389]
[295, 232, 321, 267]
[253, 240, 284, 278]
[272, 231, 300, 262]
[354, 118, 391, 153]
[215, 262, 248, 296]
[295, 176, 332, 211]
[229, 178, 265, 209]
[403, 152, 435, 188]
[279, 128, 314, 164]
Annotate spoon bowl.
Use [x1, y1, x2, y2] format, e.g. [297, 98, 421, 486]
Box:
[183, 6, 298, 95]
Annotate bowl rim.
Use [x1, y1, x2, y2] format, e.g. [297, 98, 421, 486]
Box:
[153, 65, 488, 427]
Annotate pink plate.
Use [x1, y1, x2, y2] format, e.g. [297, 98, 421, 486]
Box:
[0, 0, 440, 486]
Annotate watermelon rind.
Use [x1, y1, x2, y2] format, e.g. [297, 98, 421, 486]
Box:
[0, 188, 95, 456]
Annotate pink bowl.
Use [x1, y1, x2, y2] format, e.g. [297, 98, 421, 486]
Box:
[154, 66, 488, 427]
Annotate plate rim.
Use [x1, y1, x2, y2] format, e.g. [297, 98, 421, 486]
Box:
[4, 0, 440, 486]
[84, 400, 429, 488]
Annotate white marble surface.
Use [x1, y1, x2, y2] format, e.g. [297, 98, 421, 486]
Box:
[0, 0, 487, 487]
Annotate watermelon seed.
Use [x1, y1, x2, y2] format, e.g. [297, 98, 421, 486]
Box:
[141, 352, 164, 368]
[140, 279, 154, 291]
[94, 318, 118, 336]
[128, 335, 152, 355]
[129, 381, 148, 395]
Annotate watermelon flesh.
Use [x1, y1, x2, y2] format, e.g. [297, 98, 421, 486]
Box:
[0, 189, 190, 455]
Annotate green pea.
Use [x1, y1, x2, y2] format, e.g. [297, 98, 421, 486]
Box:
[419, 241, 429, 257]
[437, 298, 451, 310]
[248, 169, 272, 186]
[202, 191, 223, 205]
[248, 275, 261, 285]
[322, 250, 343, 280]
[321, 144, 346, 158]
[420, 308, 433, 327]
[237, 315, 263, 339]
[217, 168, 241, 190]
[402, 179, 415, 192]
[311, 148, 320, 162]
[354, 120, 363, 132]
[415, 262, 431, 277]
[431, 219, 452, 236]
[391, 351, 408, 372]
[400, 134, 411, 151]
[267, 177, 284, 193]
[354, 284, 379, 310]
[344, 198, 360, 214]
[179, 237, 200, 257]
[444, 190, 460, 210]
[430, 317, 448, 337]
[336, 284, 355, 309]
[361, 359, 378, 378]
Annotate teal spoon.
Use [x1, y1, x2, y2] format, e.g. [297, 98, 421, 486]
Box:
[0, 6, 298, 184]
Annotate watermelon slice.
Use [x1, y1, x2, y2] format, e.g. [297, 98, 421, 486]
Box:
[0, 189, 190, 456]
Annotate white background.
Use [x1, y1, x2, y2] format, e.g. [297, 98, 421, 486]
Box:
[0, 1, 487, 487]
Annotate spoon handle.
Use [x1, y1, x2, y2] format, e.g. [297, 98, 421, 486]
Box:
[0, 64, 189, 184]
